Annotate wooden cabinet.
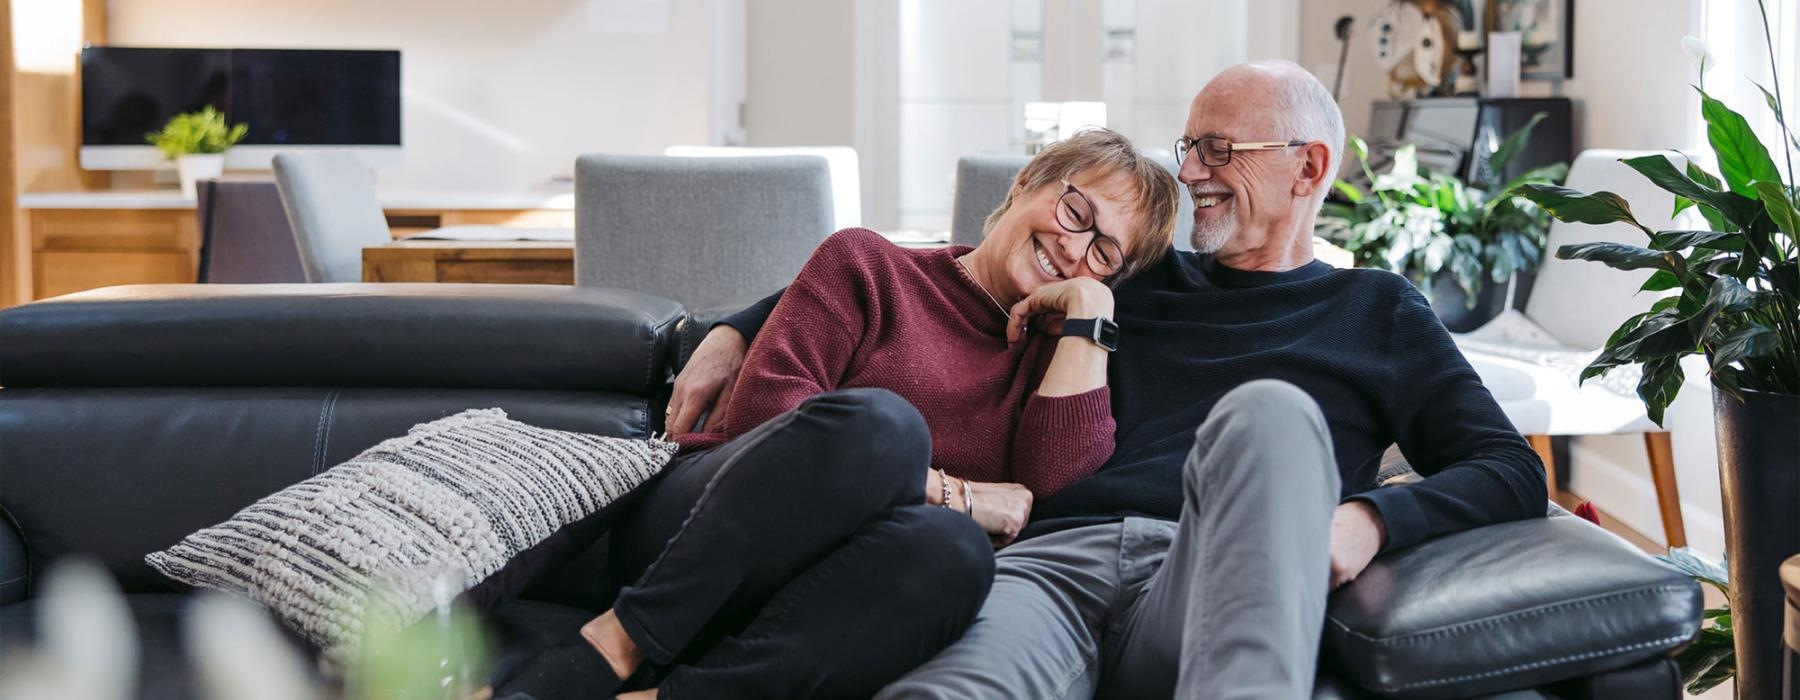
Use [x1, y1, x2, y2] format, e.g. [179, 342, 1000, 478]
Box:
[16, 203, 573, 303]
[30, 208, 198, 299]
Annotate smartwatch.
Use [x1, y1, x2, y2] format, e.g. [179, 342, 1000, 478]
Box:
[1058, 317, 1120, 352]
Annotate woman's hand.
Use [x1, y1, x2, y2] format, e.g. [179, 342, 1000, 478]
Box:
[666, 326, 748, 439]
[1005, 278, 1115, 343]
[966, 481, 1034, 548]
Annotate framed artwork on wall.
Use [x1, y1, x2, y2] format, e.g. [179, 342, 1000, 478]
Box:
[1487, 0, 1574, 80]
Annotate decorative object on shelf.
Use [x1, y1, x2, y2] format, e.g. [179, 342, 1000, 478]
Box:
[1370, 0, 1471, 98]
[1517, 10, 1798, 694]
[1318, 112, 1565, 331]
[1487, 0, 1573, 80]
[1332, 15, 1355, 100]
[1658, 548, 1736, 695]
[145, 106, 248, 198]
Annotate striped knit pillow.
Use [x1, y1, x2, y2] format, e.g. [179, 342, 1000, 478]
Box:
[146, 408, 675, 658]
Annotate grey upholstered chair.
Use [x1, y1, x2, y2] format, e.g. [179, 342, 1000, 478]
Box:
[271, 151, 392, 283]
[574, 154, 833, 307]
[195, 179, 307, 283]
[949, 153, 1194, 251]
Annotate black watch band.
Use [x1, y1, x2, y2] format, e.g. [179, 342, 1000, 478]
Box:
[1058, 316, 1119, 352]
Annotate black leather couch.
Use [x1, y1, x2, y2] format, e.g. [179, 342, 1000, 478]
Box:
[0, 284, 1703, 699]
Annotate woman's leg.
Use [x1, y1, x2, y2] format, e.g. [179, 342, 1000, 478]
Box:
[609, 387, 933, 666]
[500, 388, 933, 696]
[655, 505, 994, 699]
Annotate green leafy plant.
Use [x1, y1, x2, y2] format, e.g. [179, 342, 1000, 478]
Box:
[145, 106, 248, 159]
[1319, 113, 1568, 307]
[1514, 13, 1800, 426]
[1658, 548, 1735, 695]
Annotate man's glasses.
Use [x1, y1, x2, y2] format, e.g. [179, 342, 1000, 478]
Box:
[1173, 136, 1310, 169]
[1055, 180, 1125, 281]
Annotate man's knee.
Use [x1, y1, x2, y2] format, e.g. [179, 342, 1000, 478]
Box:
[1187, 379, 1335, 486]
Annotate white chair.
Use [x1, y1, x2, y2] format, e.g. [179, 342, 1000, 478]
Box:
[664, 145, 861, 232]
[1454, 149, 1699, 547]
[271, 151, 394, 283]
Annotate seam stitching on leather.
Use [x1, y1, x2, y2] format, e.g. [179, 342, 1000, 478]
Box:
[0, 506, 30, 599]
[1325, 583, 1693, 644]
[312, 389, 340, 475]
[1379, 633, 1694, 691]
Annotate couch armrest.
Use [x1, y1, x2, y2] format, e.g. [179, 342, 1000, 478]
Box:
[1323, 514, 1701, 699]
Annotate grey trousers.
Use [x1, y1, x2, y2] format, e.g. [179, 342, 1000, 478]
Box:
[876, 380, 1342, 700]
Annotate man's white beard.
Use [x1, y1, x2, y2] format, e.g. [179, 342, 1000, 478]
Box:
[1189, 217, 1233, 254]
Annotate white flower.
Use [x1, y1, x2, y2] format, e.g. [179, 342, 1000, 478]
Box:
[1683, 36, 1715, 77]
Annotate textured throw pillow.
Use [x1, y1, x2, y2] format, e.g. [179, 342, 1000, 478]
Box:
[146, 408, 674, 657]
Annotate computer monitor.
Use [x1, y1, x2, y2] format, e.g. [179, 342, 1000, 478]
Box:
[1360, 98, 1481, 181]
[80, 47, 402, 171]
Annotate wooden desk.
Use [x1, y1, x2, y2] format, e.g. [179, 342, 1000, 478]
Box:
[362, 239, 574, 284]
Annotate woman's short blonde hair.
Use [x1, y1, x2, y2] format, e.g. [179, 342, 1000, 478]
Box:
[982, 128, 1179, 283]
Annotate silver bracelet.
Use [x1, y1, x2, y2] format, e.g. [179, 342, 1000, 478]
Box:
[939, 469, 953, 509]
[961, 476, 974, 516]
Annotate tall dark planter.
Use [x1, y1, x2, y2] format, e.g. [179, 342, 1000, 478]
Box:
[1425, 273, 1510, 333]
[1714, 387, 1800, 699]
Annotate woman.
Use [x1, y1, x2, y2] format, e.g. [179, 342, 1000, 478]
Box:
[503, 129, 1179, 699]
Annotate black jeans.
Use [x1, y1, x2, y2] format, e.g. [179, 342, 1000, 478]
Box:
[607, 388, 995, 698]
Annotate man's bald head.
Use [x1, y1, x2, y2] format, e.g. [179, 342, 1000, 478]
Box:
[1178, 61, 1345, 270]
[1197, 61, 1345, 197]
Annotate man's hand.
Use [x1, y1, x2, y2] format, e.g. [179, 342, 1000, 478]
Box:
[666, 326, 748, 439]
[1329, 500, 1387, 590]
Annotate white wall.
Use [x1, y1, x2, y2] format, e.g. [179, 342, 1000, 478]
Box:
[106, 0, 721, 191]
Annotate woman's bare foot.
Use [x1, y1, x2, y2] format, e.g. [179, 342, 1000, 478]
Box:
[617, 690, 658, 700]
[580, 610, 646, 681]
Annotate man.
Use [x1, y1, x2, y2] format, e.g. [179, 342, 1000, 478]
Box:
[667, 61, 1545, 698]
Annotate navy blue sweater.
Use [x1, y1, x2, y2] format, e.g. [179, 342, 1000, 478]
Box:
[721, 250, 1547, 552]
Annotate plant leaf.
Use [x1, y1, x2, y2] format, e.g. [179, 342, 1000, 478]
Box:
[1752, 180, 1800, 234]
[1557, 242, 1679, 272]
[1700, 88, 1786, 198]
[1771, 260, 1799, 297]
[1489, 111, 1549, 173]
[1519, 184, 1652, 234]
[1622, 154, 1763, 228]
[1641, 269, 1681, 291]
[1332, 180, 1365, 203]
[1651, 229, 1745, 252]
[1689, 276, 1756, 346]
[1712, 323, 1779, 372]
[1637, 355, 1686, 425]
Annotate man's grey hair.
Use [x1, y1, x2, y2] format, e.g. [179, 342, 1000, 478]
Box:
[1260, 61, 1345, 209]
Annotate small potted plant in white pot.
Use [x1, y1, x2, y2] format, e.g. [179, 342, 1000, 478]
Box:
[146, 106, 248, 198]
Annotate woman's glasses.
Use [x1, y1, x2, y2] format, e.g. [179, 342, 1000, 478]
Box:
[1055, 180, 1125, 281]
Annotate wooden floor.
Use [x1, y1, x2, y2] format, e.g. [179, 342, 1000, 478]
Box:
[1550, 490, 1733, 699]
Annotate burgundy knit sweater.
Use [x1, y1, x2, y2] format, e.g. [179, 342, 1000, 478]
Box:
[678, 228, 1115, 497]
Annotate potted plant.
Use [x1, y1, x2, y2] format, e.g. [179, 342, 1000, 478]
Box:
[145, 106, 248, 198]
[1318, 113, 1567, 331]
[1516, 9, 1799, 694]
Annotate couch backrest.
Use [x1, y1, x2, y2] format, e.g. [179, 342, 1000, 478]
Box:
[0, 284, 684, 600]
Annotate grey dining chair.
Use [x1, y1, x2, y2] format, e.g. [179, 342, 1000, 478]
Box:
[271, 151, 393, 283]
[574, 154, 834, 307]
[949, 153, 1194, 251]
[195, 179, 307, 283]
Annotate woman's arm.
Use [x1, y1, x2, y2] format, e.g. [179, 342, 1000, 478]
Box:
[1004, 278, 1119, 496]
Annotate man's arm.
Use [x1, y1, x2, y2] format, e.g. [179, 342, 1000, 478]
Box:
[1348, 287, 1548, 554]
[666, 289, 783, 437]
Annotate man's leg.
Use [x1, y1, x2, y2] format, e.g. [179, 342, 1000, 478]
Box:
[875, 522, 1127, 700]
[1103, 379, 1340, 699]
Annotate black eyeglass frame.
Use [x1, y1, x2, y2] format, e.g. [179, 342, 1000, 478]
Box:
[1054, 179, 1127, 283]
[1172, 136, 1311, 169]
